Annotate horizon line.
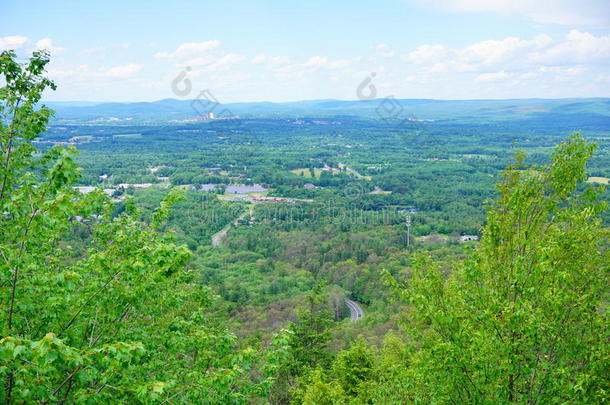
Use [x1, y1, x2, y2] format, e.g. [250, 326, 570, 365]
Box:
[43, 96, 610, 105]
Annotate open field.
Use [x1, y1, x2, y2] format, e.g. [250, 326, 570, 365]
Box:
[291, 168, 327, 177]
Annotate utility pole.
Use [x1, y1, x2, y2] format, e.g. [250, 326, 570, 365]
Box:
[405, 215, 411, 247]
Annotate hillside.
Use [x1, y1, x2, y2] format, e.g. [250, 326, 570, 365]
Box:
[47, 97, 610, 124]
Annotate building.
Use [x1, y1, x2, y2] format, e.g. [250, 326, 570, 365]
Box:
[460, 235, 479, 242]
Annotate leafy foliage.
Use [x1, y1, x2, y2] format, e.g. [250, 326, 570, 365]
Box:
[0, 50, 267, 404]
[300, 135, 609, 404]
[1, 50, 608, 404]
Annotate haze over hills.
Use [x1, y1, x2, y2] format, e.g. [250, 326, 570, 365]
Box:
[47, 97, 610, 125]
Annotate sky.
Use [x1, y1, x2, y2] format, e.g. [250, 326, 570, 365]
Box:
[1, 0, 610, 102]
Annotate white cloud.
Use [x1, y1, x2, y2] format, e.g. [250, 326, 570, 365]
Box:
[251, 54, 266, 64]
[47, 66, 83, 79]
[180, 56, 215, 67]
[403, 31, 609, 78]
[207, 53, 245, 71]
[0, 36, 28, 51]
[536, 65, 588, 83]
[46, 69, 74, 78]
[404, 44, 450, 64]
[376, 43, 395, 57]
[519, 72, 538, 79]
[539, 65, 585, 75]
[174, 40, 220, 56]
[81, 46, 105, 55]
[329, 59, 351, 69]
[250, 54, 296, 72]
[303, 56, 352, 70]
[264, 54, 354, 79]
[272, 64, 300, 74]
[304, 56, 328, 68]
[419, 0, 610, 28]
[104, 64, 142, 78]
[155, 40, 220, 60]
[209, 73, 252, 88]
[35, 38, 66, 54]
[530, 30, 610, 64]
[474, 70, 513, 82]
[80, 43, 130, 57]
[267, 56, 290, 69]
[463, 35, 550, 66]
[427, 62, 448, 73]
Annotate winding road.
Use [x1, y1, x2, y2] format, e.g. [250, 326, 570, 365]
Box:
[345, 298, 364, 321]
[211, 209, 365, 323]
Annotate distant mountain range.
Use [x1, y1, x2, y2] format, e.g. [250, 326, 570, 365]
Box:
[45, 97, 610, 124]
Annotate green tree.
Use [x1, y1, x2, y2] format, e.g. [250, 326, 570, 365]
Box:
[268, 287, 335, 404]
[287, 295, 335, 376]
[332, 336, 375, 397]
[0, 50, 264, 404]
[386, 134, 609, 403]
[293, 368, 345, 405]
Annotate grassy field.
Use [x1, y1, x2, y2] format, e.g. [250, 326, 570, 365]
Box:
[291, 168, 326, 177]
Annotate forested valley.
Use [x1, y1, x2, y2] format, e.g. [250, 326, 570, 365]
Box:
[1, 51, 608, 404]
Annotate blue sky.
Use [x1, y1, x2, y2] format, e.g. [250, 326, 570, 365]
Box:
[2, 0, 610, 102]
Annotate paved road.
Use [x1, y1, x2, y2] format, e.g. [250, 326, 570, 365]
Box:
[343, 165, 365, 179]
[345, 298, 364, 321]
[211, 207, 253, 247]
[211, 223, 232, 247]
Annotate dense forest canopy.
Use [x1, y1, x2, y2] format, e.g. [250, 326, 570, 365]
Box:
[0, 51, 608, 404]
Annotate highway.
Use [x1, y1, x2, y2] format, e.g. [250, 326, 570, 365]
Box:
[345, 298, 364, 321]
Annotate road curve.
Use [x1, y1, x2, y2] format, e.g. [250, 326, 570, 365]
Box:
[345, 298, 364, 321]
